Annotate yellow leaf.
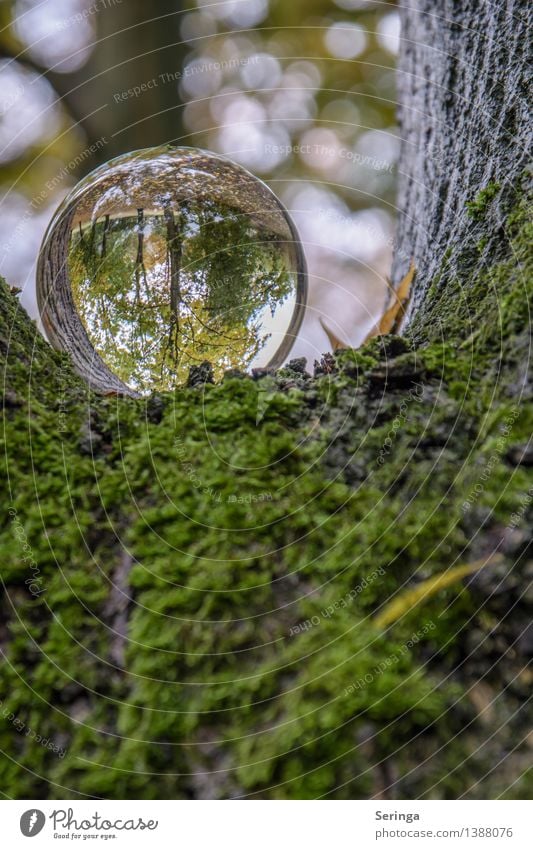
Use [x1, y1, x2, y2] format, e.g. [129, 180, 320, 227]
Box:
[375, 554, 502, 629]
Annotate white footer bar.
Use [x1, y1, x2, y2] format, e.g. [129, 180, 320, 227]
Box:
[1, 800, 531, 848]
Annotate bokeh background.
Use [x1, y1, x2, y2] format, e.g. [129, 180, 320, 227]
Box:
[0, 0, 400, 367]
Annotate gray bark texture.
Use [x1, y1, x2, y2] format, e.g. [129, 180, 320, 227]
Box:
[393, 0, 532, 326]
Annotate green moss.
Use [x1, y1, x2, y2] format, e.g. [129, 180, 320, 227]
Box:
[0, 181, 531, 799]
[411, 179, 532, 357]
[466, 181, 501, 220]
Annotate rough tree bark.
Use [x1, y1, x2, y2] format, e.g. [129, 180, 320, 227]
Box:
[393, 0, 531, 327]
[0, 2, 531, 800]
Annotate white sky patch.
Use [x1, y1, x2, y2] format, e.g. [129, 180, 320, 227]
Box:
[377, 13, 401, 56]
[324, 22, 367, 60]
[240, 54, 283, 90]
[356, 129, 400, 164]
[250, 290, 297, 369]
[215, 95, 291, 172]
[195, 0, 269, 29]
[180, 10, 218, 43]
[0, 192, 59, 319]
[298, 128, 342, 172]
[0, 60, 61, 163]
[14, 0, 95, 73]
[267, 88, 316, 133]
[180, 57, 224, 98]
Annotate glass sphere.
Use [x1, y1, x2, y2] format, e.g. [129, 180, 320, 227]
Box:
[37, 145, 307, 395]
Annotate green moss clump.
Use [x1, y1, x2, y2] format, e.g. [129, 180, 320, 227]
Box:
[0, 182, 531, 799]
[466, 182, 501, 220]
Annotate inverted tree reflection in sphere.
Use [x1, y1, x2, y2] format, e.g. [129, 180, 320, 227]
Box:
[37, 146, 307, 395]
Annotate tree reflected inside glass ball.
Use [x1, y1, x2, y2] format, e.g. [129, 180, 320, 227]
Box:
[37, 146, 307, 395]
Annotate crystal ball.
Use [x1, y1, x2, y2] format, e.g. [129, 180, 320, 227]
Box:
[37, 145, 307, 395]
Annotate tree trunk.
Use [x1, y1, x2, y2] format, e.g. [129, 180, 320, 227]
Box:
[134, 208, 146, 303]
[164, 205, 183, 317]
[393, 0, 531, 330]
[101, 214, 110, 258]
[0, 2, 531, 800]
[54, 0, 185, 163]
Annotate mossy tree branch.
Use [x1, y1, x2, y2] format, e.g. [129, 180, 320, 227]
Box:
[0, 1, 531, 800]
